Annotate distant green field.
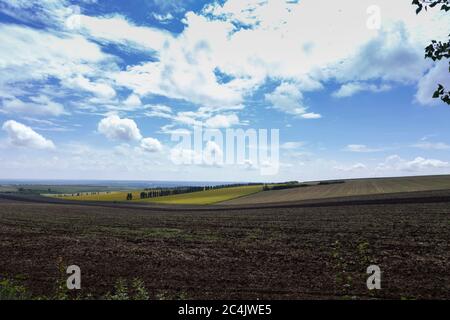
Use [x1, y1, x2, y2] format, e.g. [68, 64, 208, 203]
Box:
[50, 185, 264, 205]
[52, 190, 143, 202]
[3, 185, 125, 195]
[0, 186, 18, 192]
[142, 185, 263, 205]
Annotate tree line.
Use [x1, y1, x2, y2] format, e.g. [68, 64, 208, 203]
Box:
[126, 183, 262, 201]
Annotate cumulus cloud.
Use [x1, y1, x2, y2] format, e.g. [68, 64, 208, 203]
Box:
[204, 114, 240, 128]
[160, 109, 241, 129]
[66, 75, 116, 99]
[265, 83, 321, 119]
[185, 0, 445, 106]
[334, 25, 428, 84]
[97, 115, 142, 141]
[97, 115, 164, 153]
[140, 137, 162, 152]
[2, 120, 55, 149]
[377, 155, 450, 172]
[405, 157, 449, 170]
[123, 94, 142, 108]
[113, 44, 248, 108]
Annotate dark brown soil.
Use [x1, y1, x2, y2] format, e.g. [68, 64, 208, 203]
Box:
[0, 191, 449, 299]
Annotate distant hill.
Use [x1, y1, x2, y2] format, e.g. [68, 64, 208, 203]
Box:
[222, 175, 450, 205]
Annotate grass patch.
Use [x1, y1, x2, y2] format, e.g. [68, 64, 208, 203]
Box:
[0, 277, 156, 300]
[0, 279, 29, 300]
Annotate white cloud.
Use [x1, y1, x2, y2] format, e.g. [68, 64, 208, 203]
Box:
[0, 95, 68, 116]
[0, 0, 73, 27]
[2, 120, 55, 149]
[301, 112, 322, 119]
[140, 137, 162, 152]
[112, 39, 248, 108]
[377, 154, 450, 172]
[152, 12, 174, 23]
[404, 157, 449, 170]
[78, 14, 171, 52]
[333, 82, 391, 98]
[202, 0, 446, 85]
[344, 144, 384, 153]
[159, 125, 191, 135]
[97, 114, 142, 141]
[173, 111, 203, 127]
[144, 104, 173, 118]
[415, 60, 450, 106]
[110, 11, 257, 107]
[265, 82, 307, 116]
[162, 109, 241, 129]
[281, 142, 305, 150]
[333, 26, 428, 84]
[413, 142, 450, 150]
[0, 22, 119, 112]
[265, 83, 321, 118]
[123, 94, 142, 108]
[65, 75, 116, 99]
[0, 24, 110, 85]
[204, 114, 240, 128]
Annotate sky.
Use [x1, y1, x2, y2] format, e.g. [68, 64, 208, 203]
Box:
[0, 0, 449, 182]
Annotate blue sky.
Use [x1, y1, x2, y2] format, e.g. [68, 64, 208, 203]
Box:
[0, 0, 449, 182]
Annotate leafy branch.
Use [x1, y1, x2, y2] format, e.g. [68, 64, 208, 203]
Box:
[412, 0, 450, 14]
[413, 0, 450, 105]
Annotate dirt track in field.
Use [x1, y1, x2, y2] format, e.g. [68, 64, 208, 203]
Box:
[0, 190, 449, 299]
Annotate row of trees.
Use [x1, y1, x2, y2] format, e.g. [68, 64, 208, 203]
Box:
[138, 187, 203, 199]
[126, 183, 262, 201]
